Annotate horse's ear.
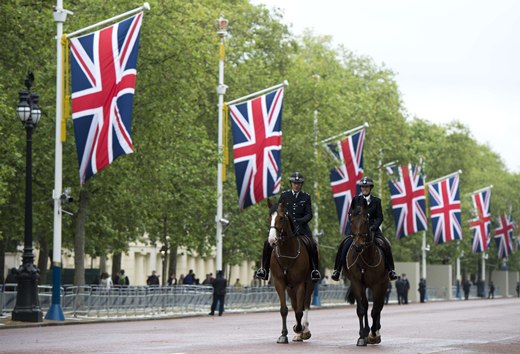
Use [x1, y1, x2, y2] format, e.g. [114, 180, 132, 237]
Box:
[267, 198, 272, 209]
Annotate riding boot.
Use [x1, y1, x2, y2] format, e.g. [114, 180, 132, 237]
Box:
[255, 240, 272, 280]
[331, 237, 351, 281]
[309, 242, 321, 282]
[378, 234, 398, 281]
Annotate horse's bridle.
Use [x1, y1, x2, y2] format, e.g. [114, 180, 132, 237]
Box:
[349, 212, 373, 254]
[270, 212, 301, 259]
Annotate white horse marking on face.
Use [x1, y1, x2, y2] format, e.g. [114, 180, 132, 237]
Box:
[268, 211, 278, 245]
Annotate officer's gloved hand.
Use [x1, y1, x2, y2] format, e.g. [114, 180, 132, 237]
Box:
[369, 226, 376, 234]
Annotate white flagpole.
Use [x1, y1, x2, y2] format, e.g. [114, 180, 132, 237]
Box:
[320, 122, 369, 145]
[467, 185, 493, 196]
[46, 0, 72, 321]
[426, 170, 462, 185]
[226, 81, 288, 106]
[215, 15, 228, 272]
[67, 2, 150, 38]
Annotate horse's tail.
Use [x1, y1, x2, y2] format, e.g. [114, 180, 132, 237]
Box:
[346, 286, 355, 304]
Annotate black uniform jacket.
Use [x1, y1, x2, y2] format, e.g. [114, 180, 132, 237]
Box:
[278, 189, 313, 237]
[351, 194, 383, 232]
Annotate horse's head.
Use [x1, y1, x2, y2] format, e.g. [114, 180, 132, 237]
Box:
[267, 198, 293, 246]
[349, 196, 372, 253]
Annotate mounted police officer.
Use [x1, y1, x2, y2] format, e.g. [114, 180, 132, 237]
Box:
[331, 177, 398, 281]
[255, 172, 322, 282]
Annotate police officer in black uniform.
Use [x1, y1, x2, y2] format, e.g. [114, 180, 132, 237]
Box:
[255, 172, 322, 282]
[331, 177, 398, 281]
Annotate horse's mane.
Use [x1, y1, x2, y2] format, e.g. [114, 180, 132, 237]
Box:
[349, 195, 367, 217]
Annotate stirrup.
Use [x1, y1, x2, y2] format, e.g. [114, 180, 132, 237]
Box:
[331, 270, 341, 281]
[388, 270, 398, 280]
[255, 268, 268, 280]
[311, 269, 321, 281]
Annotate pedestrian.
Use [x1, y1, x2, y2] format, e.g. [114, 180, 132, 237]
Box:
[167, 273, 177, 286]
[202, 273, 212, 285]
[146, 270, 160, 286]
[402, 274, 410, 304]
[331, 177, 398, 282]
[255, 172, 321, 282]
[462, 279, 471, 300]
[418, 278, 427, 303]
[100, 272, 113, 290]
[395, 275, 404, 304]
[488, 281, 495, 299]
[517, 281, 520, 297]
[115, 269, 129, 287]
[233, 278, 242, 288]
[3, 268, 17, 291]
[385, 281, 392, 304]
[209, 270, 227, 316]
[183, 269, 195, 285]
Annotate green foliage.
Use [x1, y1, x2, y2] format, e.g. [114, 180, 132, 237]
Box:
[0, 0, 518, 281]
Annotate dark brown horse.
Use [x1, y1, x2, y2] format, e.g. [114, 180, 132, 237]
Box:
[267, 198, 314, 344]
[344, 197, 389, 346]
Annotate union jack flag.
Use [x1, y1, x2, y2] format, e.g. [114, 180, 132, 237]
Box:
[469, 188, 492, 254]
[229, 88, 284, 209]
[428, 173, 462, 244]
[494, 213, 514, 258]
[70, 13, 143, 184]
[328, 129, 365, 235]
[387, 164, 427, 239]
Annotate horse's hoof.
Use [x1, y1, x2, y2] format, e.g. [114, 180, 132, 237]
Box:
[292, 334, 303, 342]
[292, 324, 302, 333]
[367, 334, 381, 344]
[356, 337, 368, 346]
[277, 335, 289, 344]
[301, 330, 311, 340]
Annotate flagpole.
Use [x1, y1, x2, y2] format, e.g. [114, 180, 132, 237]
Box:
[67, 2, 150, 38]
[215, 15, 228, 272]
[46, 0, 72, 321]
[467, 185, 493, 196]
[320, 122, 369, 145]
[226, 81, 288, 106]
[426, 170, 462, 185]
[468, 185, 493, 283]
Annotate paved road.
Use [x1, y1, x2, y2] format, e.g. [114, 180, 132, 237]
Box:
[1, 297, 519, 353]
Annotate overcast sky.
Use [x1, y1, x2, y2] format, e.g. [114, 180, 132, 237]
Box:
[251, 0, 520, 173]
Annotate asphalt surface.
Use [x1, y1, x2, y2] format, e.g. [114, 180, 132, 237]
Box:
[1, 297, 519, 353]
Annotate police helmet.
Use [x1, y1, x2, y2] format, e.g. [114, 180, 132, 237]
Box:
[358, 177, 374, 187]
[289, 172, 304, 183]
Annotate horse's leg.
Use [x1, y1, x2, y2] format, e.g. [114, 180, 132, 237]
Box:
[291, 285, 306, 342]
[356, 288, 370, 346]
[275, 283, 289, 344]
[368, 282, 387, 344]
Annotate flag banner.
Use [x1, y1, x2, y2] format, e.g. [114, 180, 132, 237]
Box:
[329, 129, 365, 235]
[494, 213, 514, 258]
[428, 173, 462, 244]
[387, 163, 427, 239]
[70, 13, 143, 184]
[229, 87, 284, 209]
[469, 188, 492, 254]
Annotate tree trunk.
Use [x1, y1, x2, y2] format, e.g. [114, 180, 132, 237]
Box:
[37, 234, 49, 284]
[0, 238, 5, 283]
[74, 188, 89, 286]
[168, 244, 178, 280]
[111, 253, 122, 280]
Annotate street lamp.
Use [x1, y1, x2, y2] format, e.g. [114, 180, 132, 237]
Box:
[11, 73, 43, 322]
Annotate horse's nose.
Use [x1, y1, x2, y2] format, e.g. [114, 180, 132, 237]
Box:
[354, 244, 364, 253]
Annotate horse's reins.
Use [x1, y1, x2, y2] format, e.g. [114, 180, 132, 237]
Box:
[346, 227, 383, 270]
[272, 215, 301, 259]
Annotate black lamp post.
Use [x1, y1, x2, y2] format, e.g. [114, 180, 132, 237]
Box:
[11, 73, 43, 322]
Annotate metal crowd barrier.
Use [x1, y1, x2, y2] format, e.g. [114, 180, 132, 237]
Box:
[1, 283, 463, 318]
[1, 284, 354, 318]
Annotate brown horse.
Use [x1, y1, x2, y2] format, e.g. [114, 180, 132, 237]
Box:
[267, 198, 314, 344]
[343, 197, 389, 346]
